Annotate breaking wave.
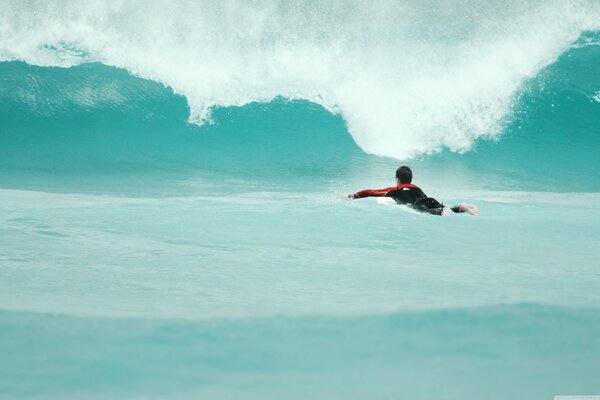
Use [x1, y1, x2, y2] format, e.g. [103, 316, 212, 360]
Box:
[1, 0, 599, 158]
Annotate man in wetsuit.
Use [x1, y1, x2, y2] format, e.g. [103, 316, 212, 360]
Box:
[346, 166, 478, 216]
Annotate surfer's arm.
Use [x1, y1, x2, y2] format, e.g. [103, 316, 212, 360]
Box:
[347, 187, 395, 199]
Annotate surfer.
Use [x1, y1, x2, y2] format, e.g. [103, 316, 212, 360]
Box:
[345, 166, 478, 216]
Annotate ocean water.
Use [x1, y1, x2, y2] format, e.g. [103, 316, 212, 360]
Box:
[1, 1, 599, 399]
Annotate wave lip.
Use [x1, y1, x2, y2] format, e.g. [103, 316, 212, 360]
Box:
[2, 0, 599, 158]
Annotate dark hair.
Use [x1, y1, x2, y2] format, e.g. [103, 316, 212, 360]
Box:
[395, 166, 412, 183]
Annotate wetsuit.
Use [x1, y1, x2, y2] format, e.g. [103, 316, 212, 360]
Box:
[351, 183, 453, 215]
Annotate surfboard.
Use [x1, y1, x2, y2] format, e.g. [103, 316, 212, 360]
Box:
[376, 197, 398, 206]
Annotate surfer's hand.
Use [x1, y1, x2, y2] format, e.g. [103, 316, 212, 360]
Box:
[459, 203, 479, 216]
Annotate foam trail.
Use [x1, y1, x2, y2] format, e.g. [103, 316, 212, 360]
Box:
[1, 0, 599, 158]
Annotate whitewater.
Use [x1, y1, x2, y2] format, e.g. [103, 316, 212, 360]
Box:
[1, 1, 600, 399]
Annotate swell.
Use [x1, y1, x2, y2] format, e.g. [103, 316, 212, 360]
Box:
[0, 62, 365, 193]
[2, 304, 600, 399]
[416, 31, 600, 192]
[1, 0, 599, 159]
[1, 33, 599, 192]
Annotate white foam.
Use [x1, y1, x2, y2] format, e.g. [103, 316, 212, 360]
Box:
[1, 0, 599, 158]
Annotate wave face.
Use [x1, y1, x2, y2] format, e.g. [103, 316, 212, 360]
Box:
[1, 32, 599, 192]
[1, 0, 599, 158]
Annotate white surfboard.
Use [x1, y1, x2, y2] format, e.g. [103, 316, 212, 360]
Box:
[376, 197, 398, 206]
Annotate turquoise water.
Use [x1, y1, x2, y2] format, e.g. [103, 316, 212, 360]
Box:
[1, 1, 600, 399]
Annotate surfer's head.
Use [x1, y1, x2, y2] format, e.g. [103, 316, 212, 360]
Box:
[396, 166, 412, 184]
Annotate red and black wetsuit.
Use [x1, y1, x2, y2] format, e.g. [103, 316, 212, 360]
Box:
[352, 183, 447, 215]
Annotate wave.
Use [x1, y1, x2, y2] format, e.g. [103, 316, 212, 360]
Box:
[1, 0, 599, 159]
[0, 61, 367, 194]
[2, 304, 600, 399]
[2, 32, 600, 192]
[419, 31, 600, 191]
